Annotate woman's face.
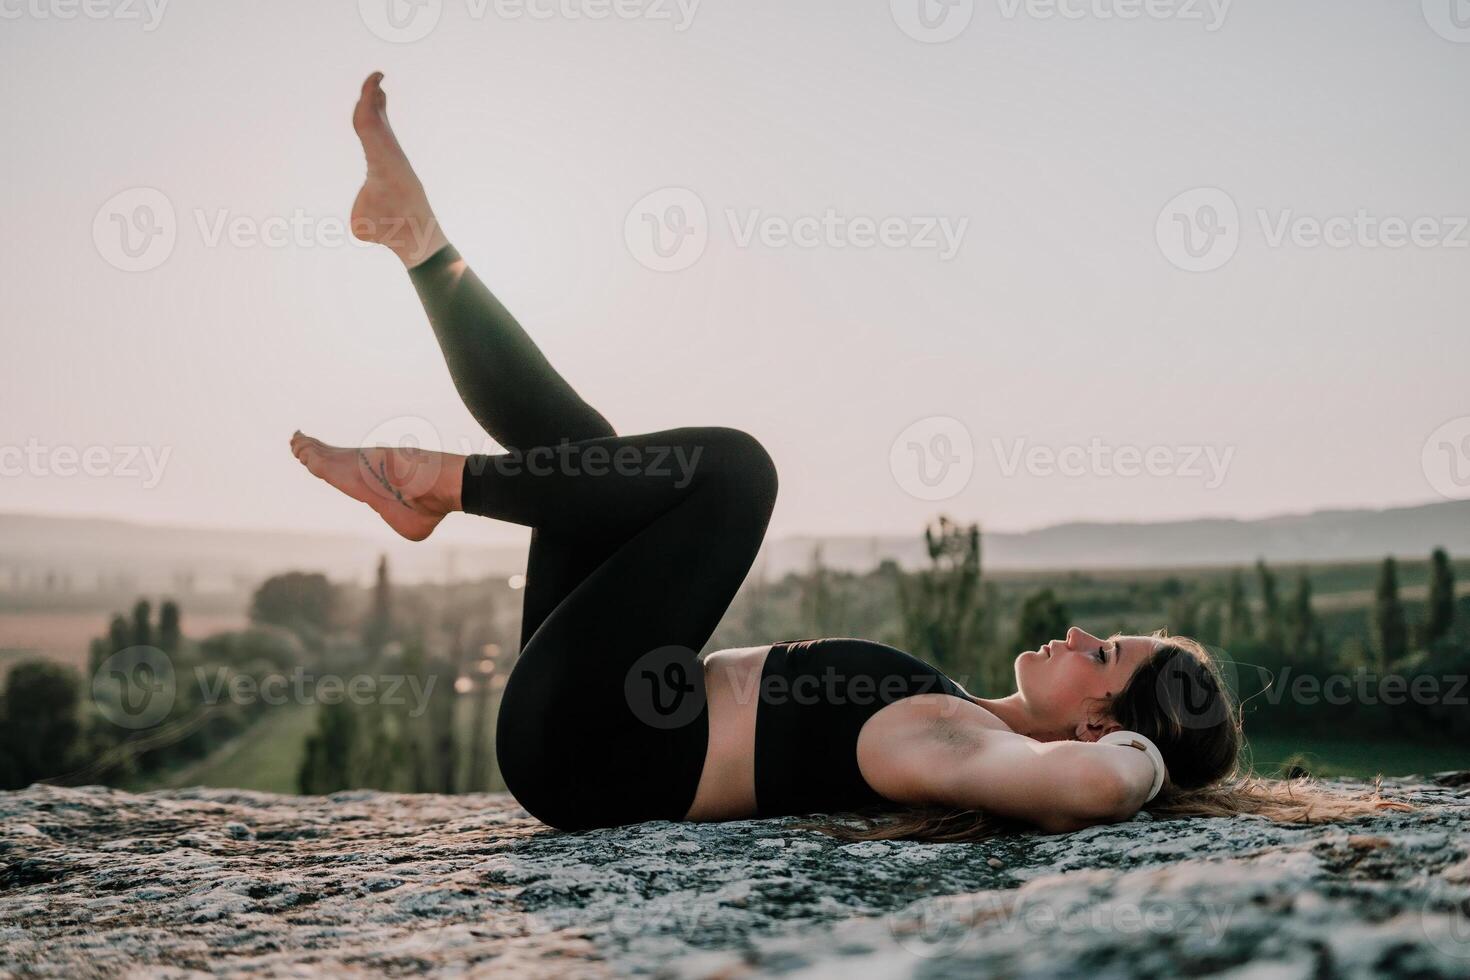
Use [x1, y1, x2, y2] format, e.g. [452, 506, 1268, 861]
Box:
[1013, 627, 1156, 740]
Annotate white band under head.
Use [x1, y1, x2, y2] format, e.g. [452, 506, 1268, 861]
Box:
[1097, 729, 1167, 803]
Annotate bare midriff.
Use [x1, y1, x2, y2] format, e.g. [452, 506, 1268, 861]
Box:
[682, 645, 769, 821]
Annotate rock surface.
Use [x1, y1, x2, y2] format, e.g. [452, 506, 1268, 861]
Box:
[2, 777, 1469, 978]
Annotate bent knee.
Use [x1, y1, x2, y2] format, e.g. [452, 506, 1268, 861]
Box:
[698, 427, 778, 502]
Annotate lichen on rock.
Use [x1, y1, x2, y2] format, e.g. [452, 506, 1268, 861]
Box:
[1, 776, 1468, 977]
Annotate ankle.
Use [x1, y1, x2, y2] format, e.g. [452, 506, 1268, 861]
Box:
[396, 219, 450, 269]
[423, 451, 466, 513]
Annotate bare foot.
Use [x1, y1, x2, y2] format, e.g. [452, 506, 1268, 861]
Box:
[290, 431, 459, 542]
[350, 72, 450, 267]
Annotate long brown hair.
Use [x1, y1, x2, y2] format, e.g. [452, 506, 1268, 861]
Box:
[803, 630, 1413, 843]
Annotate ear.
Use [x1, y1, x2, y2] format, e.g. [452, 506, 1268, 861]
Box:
[1073, 716, 1123, 743]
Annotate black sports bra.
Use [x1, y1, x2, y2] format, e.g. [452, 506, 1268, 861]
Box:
[752, 637, 975, 817]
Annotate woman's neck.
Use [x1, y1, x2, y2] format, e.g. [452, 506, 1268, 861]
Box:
[972, 694, 1071, 742]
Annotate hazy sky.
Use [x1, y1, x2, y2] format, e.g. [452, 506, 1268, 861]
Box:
[4, 1, 1469, 552]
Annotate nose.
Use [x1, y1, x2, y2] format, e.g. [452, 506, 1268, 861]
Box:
[1065, 626, 1098, 649]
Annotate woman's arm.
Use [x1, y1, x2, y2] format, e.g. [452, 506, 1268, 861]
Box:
[859, 699, 1159, 834]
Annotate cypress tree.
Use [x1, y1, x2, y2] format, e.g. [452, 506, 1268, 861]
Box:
[1224, 569, 1253, 648]
[131, 599, 153, 649]
[1372, 557, 1409, 670]
[364, 555, 393, 655]
[158, 600, 182, 654]
[1255, 559, 1283, 651]
[1426, 548, 1455, 645]
[1285, 572, 1323, 666]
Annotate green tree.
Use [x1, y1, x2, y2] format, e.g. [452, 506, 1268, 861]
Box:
[1255, 559, 1284, 651]
[1372, 557, 1409, 670]
[363, 555, 393, 655]
[1426, 548, 1456, 646]
[1224, 570, 1253, 648]
[897, 518, 988, 684]
[298, 701, 363, 794]
[131, 599, 153, 649]
[158, 600, 182, 654]
[1014, 588, 1070, 656]
[1284, 572, 1325, 666]
[1198, 600, 1224, 646]
[799, 546, 846, 637]
[1167, 594, 1200, 639]
[251, 572, 336, 637]
[0, 661, 82, 788]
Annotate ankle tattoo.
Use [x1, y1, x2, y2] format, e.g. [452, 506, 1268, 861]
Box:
[360, 449, 413, 510]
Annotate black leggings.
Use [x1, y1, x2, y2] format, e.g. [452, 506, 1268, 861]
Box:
[408, 245, 777, 830]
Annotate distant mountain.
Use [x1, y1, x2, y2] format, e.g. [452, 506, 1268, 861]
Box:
[2, 498, 1467, 596]
[764, 499, 1470, 575]
[0, 513, 526, 597]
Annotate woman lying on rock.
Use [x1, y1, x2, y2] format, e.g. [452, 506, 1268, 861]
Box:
[292, 73, 1408, 841]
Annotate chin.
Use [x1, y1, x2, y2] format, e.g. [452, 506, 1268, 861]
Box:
[1013, 650, 1037, 694]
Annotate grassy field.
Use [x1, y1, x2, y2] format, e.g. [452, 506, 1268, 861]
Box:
[1243, 731, 1470, 779]
[146, 702, 320, 794]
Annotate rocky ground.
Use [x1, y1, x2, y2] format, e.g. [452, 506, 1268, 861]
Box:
[1, 776, 1468, 978]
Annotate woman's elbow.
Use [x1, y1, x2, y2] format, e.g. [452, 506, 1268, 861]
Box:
[1045, 767, 1143, 832]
